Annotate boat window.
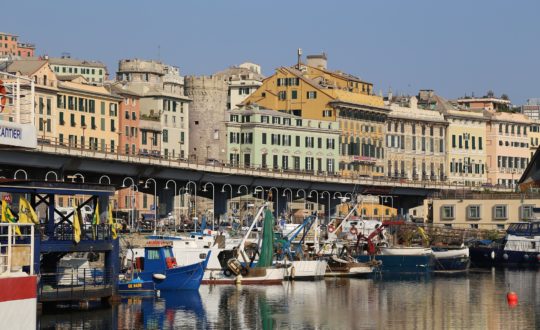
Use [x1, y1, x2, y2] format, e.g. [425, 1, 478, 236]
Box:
[516, 223, 530, 233]
[199, 253, 207, 259]
[163, 248, 173, 259]
[531, 223, 540, 235]
[147, 249, 160, 260]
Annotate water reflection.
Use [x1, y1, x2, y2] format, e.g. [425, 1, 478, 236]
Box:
[39, 269, 540, 329]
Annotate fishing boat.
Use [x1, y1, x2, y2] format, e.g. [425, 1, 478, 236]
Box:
[469, 221, 540, 267]
[380, 246, 433, 256]
[204, 204, 284, 285]
[432, 246, 470, 272]
[324, 255, 380, 278]
[133, 240, 210, 290]
[275, 215, 327, 280]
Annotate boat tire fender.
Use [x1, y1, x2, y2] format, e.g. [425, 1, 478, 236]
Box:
[240, 267, 249, 276]
[328, 224, 335, 233]
[224, 269, 233, 277]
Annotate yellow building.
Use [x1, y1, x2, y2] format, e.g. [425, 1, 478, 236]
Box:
[243, 53, 388, 177]
[56, 77, 121, 152]
[337, 200, 397, 220]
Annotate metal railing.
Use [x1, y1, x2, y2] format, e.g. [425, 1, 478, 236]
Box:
[34, 138, 514, 192]
[0, 223, 35, 275]
[39, 267, 113, 302]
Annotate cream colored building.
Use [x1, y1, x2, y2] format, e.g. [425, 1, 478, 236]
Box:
[385, 95, 447, 181]
[430, 193, 540, 229]
[529, 119, 540, 159]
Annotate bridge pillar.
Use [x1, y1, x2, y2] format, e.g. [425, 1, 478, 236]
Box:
[158, 188, 176, 218]
[275, 193, 288, 221]
[214, 192, 227, 221]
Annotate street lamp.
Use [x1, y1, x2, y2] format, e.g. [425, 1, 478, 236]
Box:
[99, 175, 111, 184]
[44, 171, 59, 182]
[253, 185, 264, 201]
[122, 177, 137, 229]
[333, 192, 342, 200]
[296, 189, 306, 212]
[202, 182, 216, 231]
[268, 187, 279, 219]
[144, 178, 158, 235]
[282, 188, 293, 222]
[13, 169, 28, 180]
[221, 183, 233, 221]
[165, 180, 178, 229]
[237, 185, 249, 195]
[321, 191, 331, 223]
[309, 190, 319, 216]
[186, 181, 198, 230]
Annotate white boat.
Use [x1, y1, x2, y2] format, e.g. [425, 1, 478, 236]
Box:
[380, 246, 433, 256]
[432, 246, 469, 259]
[278, 260, 327, 280]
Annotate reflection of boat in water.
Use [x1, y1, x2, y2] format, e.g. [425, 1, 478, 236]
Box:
[138, 291, 206, 329]
[469, 221, 540, 267]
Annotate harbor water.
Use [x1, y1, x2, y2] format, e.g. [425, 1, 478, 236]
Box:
[39, 268, 540, 329]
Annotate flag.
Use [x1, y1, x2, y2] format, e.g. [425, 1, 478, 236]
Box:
[19, 197, 38, 224]
[73, 201, 82, 244]
[108, 202, 117, 239]
[92, 202, 100, 226]
[2, 200, 21, 236]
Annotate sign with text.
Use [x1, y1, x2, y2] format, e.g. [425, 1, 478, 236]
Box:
[0, 121, 36, 148]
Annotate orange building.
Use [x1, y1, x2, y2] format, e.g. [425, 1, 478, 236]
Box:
[0, 32, 35, 58]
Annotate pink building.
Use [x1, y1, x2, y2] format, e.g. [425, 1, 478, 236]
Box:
[486, 111, 531, 188]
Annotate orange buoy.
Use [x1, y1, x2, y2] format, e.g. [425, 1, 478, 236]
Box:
[507, 291, 518, 307]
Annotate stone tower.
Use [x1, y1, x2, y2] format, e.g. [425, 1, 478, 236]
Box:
[184, 76, 229, 163]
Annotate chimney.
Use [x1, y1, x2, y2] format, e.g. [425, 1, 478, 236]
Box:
[306, 53, 327, 70]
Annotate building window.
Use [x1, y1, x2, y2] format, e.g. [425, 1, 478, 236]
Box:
[467, 205, 481, 220]
[441, 205, 455, 220]
[278, 91, 287, 100]
[163, 129, 168, 143]
[306, 91, 317, 99]
[291, 90, 298, 99]
[493, 205, 507, 220]
[520, 205, 534, 220]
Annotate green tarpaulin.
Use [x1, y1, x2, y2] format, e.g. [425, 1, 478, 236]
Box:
[256, 209, 275, 268]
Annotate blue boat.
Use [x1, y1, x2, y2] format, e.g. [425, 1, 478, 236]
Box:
[432, 246, 470, 272]
[469, 221, 540, 268]
[356, 254, 434, 275]
[134, 240, 210, 290]
[118, 277, 156, 296]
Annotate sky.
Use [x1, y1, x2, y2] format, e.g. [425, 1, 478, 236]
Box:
[3, 0, 540, 104]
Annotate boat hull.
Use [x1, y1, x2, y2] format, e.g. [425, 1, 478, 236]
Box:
[469, 246, 540, 268]
[139, 257, 208, 290]
[279, 260, 327, 280]
[381, 247, 433, 256]
[118, 280, 156, 296]
[432, 247, 470, 272]
[0, 275, 37, 329]
[356, 255, 434, 274]
[202, 267, 283, 285]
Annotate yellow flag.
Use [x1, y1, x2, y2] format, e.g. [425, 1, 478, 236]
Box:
[2, 200, 21, 236]
[19, 198, 38, 224]
[108, 202, 117, 239]
[73, 201, 81, 244]
[92, 202, 100, 225]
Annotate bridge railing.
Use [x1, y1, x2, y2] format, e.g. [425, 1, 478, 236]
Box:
[38, 267, 113, 302]
[35, 139, 512, 192]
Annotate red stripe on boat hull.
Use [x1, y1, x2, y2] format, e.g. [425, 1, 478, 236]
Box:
[0, 276, 37, 302]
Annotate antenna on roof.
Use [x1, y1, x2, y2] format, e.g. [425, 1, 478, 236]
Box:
[61, 52, 71, 59]
[297, 48, 302, 69]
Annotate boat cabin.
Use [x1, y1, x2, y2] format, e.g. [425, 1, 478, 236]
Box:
[134, 240, 177, 273]
[506, 222, 540, 237]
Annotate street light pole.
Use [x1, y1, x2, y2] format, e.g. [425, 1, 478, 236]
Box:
[203, 182, 216, 231]
[165, 180, 178, 230]
[221, 184, 233, 221]
[186, 181, 198, 230]
[122, 177, 137, 231]
[144, 178, 158, 235]
[296, 189, 306, 213]
[282, 188, 293, 222]
[309, 190, 319, 216]
[321, 191, 330, 223]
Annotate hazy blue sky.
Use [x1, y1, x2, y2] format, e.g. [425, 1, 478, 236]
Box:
[4, 0, 539, 103]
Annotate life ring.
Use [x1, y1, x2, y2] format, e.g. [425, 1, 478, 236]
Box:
[349, 227, 358, 235]
[0, 80, 7, 113]
[328, 224, 335, 233]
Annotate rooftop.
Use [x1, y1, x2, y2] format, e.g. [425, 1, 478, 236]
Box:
[49, 57, 107, 69]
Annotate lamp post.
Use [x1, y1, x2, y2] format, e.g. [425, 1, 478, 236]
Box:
[253, 185, 264, 204]
[282, 188, 293, 222]
[14, 169, 28, 180]
[202, 182, 216, 230]
[268, 187, 279, 219]
[309, 190, 319, 217]
[81, 124, 87, 150]
[122, 177, 137, 230]
[186, 181, 198, 230]
[99, 175, 111, 184]
[321, 191, 331, 223]
[221, 184, 233, 221]
[165, 180, 178, 230]
[237, 185, 249, 226]
[144, 178, 158, 234]
[296, 189, 306, 213]
[44, 171, 59, 182]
